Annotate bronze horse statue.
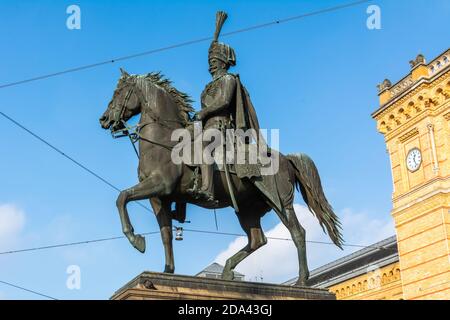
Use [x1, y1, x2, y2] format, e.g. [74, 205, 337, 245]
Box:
[99, 69, 343, 285]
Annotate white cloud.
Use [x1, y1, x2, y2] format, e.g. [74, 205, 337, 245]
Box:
[214, 204, 395, 284]
[0, 204, 26, 250]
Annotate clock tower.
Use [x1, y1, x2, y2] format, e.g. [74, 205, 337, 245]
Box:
[373, 50, 450, 299]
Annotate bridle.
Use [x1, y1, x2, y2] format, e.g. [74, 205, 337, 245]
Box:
[109, 77, 188, 157]
[110, 83, 134, 131]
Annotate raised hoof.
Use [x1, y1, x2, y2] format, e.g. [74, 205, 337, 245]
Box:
[132, 234, 146, 253]
[221, 270, 234, 281]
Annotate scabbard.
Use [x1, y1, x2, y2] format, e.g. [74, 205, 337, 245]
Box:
[221, 121, 239, 213]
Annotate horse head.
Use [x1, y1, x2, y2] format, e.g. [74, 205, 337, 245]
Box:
[99, 68, 141, 132]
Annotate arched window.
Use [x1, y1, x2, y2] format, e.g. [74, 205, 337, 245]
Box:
[382, 273, 388, 285]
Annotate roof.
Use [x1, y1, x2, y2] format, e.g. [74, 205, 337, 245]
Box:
[196, 262, 245, 277]
[283, 236, 399, 288]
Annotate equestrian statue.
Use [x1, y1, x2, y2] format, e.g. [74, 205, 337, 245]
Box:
[99, 11, 343, 286]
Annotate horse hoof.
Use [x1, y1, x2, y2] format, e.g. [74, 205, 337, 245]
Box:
[133, 235, 146, 253]
[295, 279, 307, 287]
[221, 271, 234, 281]
[164, 265, 175, 273]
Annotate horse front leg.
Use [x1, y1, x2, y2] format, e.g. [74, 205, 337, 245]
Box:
[149, 198, 175, 273]
[116, 173, 171, 253]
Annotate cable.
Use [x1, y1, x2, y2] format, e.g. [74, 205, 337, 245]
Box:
[182, 228, 397, 251]
[0, 110, 153, 213]
[0, 0, 373, 90]
[0, 231, 160, 256]
[0, 280, 58, 300]
[0, 227, 395, 256]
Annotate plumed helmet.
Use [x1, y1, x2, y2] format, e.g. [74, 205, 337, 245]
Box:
[208, 11, 236, 67]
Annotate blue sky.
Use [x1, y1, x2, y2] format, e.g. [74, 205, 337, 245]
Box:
[0, 0, 449, 299]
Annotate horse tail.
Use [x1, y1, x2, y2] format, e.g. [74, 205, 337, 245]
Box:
[286, 153, 344, 249]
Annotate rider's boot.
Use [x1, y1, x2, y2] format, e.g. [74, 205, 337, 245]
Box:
[197, 163, 215, 202]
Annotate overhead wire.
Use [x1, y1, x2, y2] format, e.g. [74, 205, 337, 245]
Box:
[0, 228, 396, 256]
[0, 280, 58, 300]
[0, 0, 373, 90]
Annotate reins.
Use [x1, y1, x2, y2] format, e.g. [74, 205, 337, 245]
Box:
[112, 120, 178, 158]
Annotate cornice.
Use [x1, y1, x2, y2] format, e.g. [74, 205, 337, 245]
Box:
[373, 66, 450, 120]
[392, 178, 450, 213]
[377, 92, 450, 138]
[383, 103, 448, 141]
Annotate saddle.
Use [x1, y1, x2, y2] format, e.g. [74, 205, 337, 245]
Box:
[180, 123, 262, 179]
[175, 126, 282, 213]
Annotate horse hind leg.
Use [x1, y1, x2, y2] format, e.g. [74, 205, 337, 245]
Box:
[222, 211, 267, 280]
[274, 205, 309, 286]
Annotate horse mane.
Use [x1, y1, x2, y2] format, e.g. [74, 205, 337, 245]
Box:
[138, 72, 194, 125]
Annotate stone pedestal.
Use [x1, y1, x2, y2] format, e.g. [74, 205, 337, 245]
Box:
[111, 271, 335, 300]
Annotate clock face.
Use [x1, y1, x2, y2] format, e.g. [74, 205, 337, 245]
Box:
[406, 148, 422, 172]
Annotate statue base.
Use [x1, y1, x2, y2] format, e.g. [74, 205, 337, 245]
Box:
[111, 271, 335, 300]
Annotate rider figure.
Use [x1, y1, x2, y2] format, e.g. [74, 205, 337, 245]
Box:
[191, 12, 237, 202]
